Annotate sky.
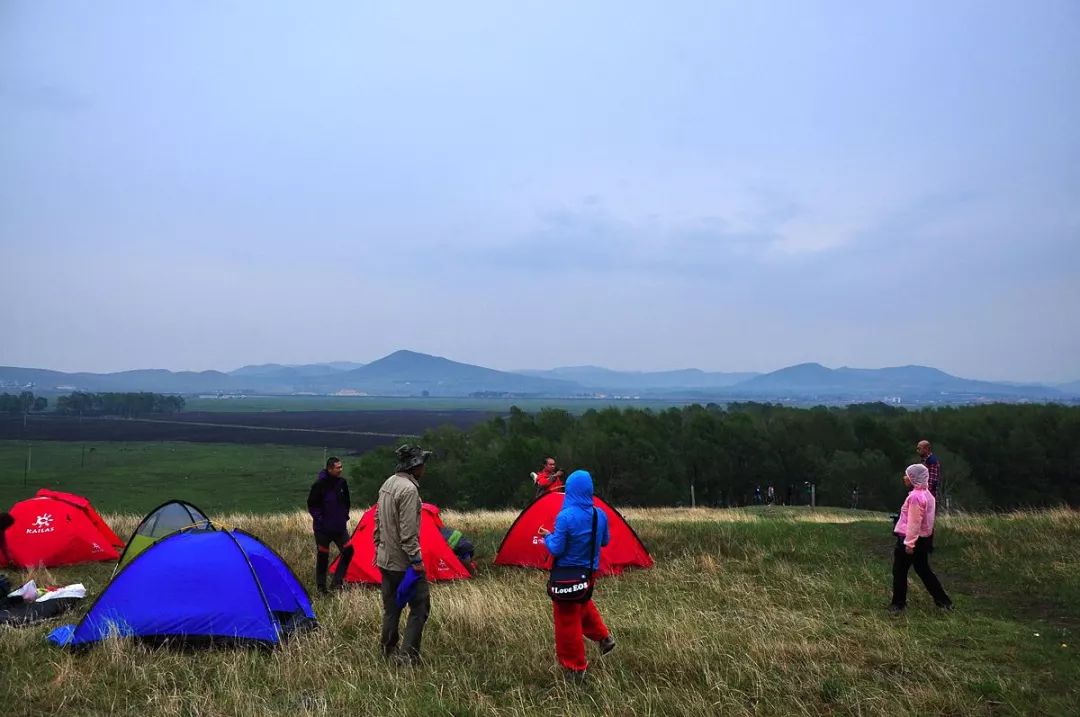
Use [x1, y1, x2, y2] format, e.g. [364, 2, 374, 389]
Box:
[1, 1, 1078, 382]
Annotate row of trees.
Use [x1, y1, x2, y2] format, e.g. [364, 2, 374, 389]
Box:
[0, 391, 48, 414]
[346, 402, 1080, 512]
[55, 392, 186, 417]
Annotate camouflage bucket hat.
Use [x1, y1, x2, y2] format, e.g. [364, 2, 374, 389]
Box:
[396, 444, 433, 472]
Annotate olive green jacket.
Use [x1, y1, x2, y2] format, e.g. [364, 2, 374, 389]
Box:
[373, 471, 423, 572]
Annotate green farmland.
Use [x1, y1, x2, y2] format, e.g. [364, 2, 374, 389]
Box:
[0, 441, 348, 514]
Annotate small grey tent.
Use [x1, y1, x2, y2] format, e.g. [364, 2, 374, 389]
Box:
[115, 499, 210, 570]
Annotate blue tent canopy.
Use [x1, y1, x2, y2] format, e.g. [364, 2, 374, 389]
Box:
[49, 528, 315, 648]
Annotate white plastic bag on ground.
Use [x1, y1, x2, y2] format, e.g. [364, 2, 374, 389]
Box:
[7, 579, 37, 602]
[36, 583, 87, 602]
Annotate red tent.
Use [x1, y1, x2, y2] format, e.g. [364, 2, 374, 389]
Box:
[494, 492, 653, 576]
[331, 503, 471, 584]
[3, 489, 124, 568]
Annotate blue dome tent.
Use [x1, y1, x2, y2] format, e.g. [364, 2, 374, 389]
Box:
[49, 528, 315, 648]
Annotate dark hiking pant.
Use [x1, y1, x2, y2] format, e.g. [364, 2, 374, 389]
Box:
[314, 530, 353, 590]
[891, 536, 952, 608]
[380, 569, 431, 661]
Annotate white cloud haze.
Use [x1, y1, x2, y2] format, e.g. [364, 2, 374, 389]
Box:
[1, 1, 1078, 381]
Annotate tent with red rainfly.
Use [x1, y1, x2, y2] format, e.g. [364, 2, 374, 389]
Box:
[3, 489, 124, 568]
[330, 502, 472, 584]
[494, 491, 653, 576]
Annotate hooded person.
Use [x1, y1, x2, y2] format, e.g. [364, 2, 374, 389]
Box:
[537, 470, 616, 681]
[889, 463, 952, 613]
[307, 456, 354, 594]
[374, 444, 433, 666]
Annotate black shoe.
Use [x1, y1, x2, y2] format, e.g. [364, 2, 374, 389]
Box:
[563, 668, 587, 684]
[888, 604, 905, 614]
[390, 652, 421, 668]
[599, 635, 616, 656]
[937, 602, 954, 612]
[316, 585, 328, 596]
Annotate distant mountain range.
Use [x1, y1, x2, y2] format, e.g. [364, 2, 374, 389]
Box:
[229, 362, 367, 378]
[0, 351, 1076, 405]
[733, 363, 1067, 399]
[1059, 379, 1080, 394]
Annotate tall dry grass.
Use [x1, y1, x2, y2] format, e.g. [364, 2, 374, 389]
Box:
[1, 507, 1078, 715]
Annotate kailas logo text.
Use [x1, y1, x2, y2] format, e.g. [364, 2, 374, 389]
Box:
[26, 513, 56, 535]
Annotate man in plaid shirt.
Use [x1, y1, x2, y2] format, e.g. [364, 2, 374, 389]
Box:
[917, 440, 941, 498]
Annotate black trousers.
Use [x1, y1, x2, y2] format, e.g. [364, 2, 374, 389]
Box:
[380, 569, 431, 660]
[314, 530, 353, 590]
[891, 536, 951, 608]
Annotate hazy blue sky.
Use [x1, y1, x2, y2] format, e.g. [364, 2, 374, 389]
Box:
[2, 1, 1078, 381]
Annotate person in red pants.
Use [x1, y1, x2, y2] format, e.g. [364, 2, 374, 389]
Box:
[537, 470, 615, 681]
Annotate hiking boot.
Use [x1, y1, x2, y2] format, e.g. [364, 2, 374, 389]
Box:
[888, 604, 905, 615]
[563, 668, 587, 684]
[599, 635, 616, 656]
[390, 651, 422, 668]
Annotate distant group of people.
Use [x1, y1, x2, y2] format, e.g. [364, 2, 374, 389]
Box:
[750, 483, 808, 507]
[301, 437, 953, 678]
[753, 484, 778, 505]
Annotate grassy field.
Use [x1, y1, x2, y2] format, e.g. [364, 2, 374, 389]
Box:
[1, 506, 1078, 715]
[184, 395, 701, 413]
[0, 441, 351, 514]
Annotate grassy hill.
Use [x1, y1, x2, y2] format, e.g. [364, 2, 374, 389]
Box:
[2, 507, 1077, 715]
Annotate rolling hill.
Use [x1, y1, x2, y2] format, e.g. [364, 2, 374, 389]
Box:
[736, 363, 1065, 399]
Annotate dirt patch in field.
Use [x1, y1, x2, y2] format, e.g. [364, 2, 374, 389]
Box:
[0, 409, 497, 452]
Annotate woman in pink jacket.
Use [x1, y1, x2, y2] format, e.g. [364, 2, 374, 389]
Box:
[890, 464, 952, 613]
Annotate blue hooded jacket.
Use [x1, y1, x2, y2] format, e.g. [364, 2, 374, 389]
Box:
[544, 470, 610, 569]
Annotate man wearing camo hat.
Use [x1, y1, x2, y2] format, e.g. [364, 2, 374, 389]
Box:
[374, 443, 433, 666]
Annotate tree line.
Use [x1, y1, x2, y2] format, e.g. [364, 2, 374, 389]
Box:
[0, 392, 48, 415]
[346, 402, 1080, 512]
[55, 392, 186, 417]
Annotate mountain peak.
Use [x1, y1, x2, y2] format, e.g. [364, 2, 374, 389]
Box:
[364, 350, 457, 370]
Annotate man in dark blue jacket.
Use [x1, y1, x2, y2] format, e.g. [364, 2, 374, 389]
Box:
[307, 456, 353, 594]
